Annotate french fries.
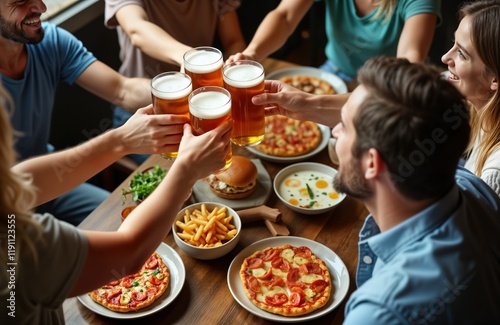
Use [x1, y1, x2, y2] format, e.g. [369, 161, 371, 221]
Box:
[175, 204, 238, 248]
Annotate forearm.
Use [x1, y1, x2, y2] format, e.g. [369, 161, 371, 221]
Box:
[244, 12, 296, 62]
[12, 128, 126, 206]
[397, 13, 438, 63]
[127, 20, 191, 67]
[118, 77, 151, 112]
[303, 93, 348, 127]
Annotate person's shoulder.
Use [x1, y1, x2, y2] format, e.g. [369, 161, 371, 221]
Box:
[40, 21, 76, 43]
[455, 166, 500, 210]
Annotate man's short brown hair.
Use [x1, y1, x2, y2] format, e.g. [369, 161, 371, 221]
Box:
[353, 56, 470, 200]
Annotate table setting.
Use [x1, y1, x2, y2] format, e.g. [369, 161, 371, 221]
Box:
[63, 57, 368, 324]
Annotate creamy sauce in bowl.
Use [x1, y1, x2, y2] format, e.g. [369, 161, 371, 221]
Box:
[278, 170, 341, 209]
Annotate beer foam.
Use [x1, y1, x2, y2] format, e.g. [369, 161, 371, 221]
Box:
[223, 64, 264, 88]
[184, 50, 223, 74]
[151, 74, 192, 100]
[189, 91, 231, 119]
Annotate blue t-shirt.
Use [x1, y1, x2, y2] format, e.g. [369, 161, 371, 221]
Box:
[323, 0, 441, 77]
[344, 167, 500, 324]
[1, 22, 96, 161]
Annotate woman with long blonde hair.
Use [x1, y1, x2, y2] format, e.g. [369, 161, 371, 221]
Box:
[0, 83, 232, 324]
[441, 0, 500, 196]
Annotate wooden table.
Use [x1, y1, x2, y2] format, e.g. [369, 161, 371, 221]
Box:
[63, 58, 368, 324]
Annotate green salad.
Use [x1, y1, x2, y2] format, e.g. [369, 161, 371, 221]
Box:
[121, 165, 167, 203]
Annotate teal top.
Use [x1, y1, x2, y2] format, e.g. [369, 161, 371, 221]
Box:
[323, 0, 441, 78]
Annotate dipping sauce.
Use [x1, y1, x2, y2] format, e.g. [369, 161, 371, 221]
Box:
[279, 170, 341, 209]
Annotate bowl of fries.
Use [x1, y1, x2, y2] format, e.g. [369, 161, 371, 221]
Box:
[172, 202, 241, 260]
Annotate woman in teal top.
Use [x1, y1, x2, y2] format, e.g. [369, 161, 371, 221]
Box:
[228, 0, 441, 82]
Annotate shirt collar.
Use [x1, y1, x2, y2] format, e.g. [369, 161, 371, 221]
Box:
[360, 185, 461, 264]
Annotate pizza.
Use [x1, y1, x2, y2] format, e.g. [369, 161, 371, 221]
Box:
[254, 115, 322, 157]
[88, 253, 169, 312]
[240, 244, 332, 316]
[281, 75, 336, 95]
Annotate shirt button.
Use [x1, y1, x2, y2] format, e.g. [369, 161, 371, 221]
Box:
[362, 255, 373, 264]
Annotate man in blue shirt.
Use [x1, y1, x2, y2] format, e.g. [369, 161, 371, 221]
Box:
[253, 56, 500, 323]
[0, 1, 186, 225]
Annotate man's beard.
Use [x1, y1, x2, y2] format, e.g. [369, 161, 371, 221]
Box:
[333, 157, 372, 199]
[0, 15, 44, 44]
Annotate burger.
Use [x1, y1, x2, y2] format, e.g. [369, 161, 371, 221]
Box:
[208, 156, 258, 199]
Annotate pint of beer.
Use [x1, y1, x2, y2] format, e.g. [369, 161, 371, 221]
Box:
[183, 47, 224, 90]
[189, 86, 232, 172]
[151, 72, 192, 159]
[223, 60, 265, 146]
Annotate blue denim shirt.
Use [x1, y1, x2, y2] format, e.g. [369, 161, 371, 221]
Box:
[343, 167, 500, 325]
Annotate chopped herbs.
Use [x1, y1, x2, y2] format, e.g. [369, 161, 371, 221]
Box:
[121, 165, 167, 203]
[306, 183, 314, 199]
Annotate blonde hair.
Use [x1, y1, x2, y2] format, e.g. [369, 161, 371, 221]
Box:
[0, 83, 41, 275]
[372, 0, 398, 23]
[460, 1, 500, 176]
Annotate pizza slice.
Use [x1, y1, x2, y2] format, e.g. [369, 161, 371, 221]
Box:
[88, 253, 170, 312]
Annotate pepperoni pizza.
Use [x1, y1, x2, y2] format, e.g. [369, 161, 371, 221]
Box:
[240, 244, 332, 316]
[254, 115, 322, 157]
[88, 253, 169, 312]
[281, 75, 336, 95]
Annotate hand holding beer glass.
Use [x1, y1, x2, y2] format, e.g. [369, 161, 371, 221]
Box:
[189, 86, 232, 173]
[183, 47, 224, 90]
[223, 60, 265, 146]
[151, 72, 192, 159]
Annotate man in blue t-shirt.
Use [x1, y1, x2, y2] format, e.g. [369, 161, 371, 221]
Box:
[252, 56, 500, 323]
[0, 1, 186, 225]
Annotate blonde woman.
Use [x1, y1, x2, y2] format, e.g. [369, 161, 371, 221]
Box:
[0, 84, 232, 324]
[227, 0, 440, 83]
[441, 0, 500, 196]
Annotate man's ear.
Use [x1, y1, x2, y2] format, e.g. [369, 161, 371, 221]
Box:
[364, 148, 385, 180]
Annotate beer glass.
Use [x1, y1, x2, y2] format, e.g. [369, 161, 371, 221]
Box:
[189, 86, 232, 173]
[223, 60, 265, 146]
[183, 47, 224, 90]
[151, 71, 192, 159]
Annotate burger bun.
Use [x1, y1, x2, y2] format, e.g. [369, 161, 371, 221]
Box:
[209, 156, 258, 200]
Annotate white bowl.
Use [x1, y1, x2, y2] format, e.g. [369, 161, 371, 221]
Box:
[273, 162, 346, 215]
[172, 202, 241, 260]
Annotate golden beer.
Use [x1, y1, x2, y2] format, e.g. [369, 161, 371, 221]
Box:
[189, 86, 232, 172]
[184, 47, 223, 90]
[151, 72, 192, 159]
[223, 60, 265, 146]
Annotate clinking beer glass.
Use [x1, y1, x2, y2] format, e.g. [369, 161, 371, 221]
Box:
[151, 71, 192, 159]
[183, 46, 224, 90]
[223, 60, 265, 146]
[189, 86, 232, 173]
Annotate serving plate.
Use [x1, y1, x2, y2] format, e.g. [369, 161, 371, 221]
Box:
[227, 236, 350, 323]
[77, 243, 185, 319]
[192, 159, 272, 209]
[246, 124, 330, 164]
[266, 67, 348, 94]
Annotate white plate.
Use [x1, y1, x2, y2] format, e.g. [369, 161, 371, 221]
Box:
[266, 67, 348, 94]
[246, 124, 330, 164]
[227, 236, 350, 323]
[77, 242, 185, 319]
[192, 159, 272, 209]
